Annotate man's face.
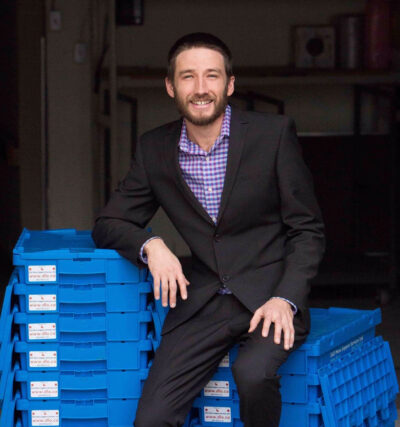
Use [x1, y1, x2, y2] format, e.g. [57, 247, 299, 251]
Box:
[165, 47, 235, 126]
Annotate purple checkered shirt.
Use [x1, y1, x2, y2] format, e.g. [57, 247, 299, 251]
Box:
[140, 105, 296, 312]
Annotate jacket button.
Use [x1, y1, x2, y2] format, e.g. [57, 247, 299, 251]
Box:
[222, 274, 230, 282]
[214, 234, 221, 242]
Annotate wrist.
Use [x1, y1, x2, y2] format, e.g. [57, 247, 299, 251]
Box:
[144, 237, 164, 256]
[270, 296, 297, 314]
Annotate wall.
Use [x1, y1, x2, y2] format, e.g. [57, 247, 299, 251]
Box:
[45, 0, 94, 230]
[17, 1, 45, 231]
[112, 0, 385, 256]
[116, 0, 365, 68]
[41, 0, 394, 256]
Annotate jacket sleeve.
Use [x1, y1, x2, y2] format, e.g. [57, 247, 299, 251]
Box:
[92, 136, 160, 266]
[272, 117, 326, 309]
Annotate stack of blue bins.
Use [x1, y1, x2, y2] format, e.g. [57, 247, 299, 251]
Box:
[1, 229, 399, 426]
[1, 228, 156, 426]
[149, 295, 399, 426]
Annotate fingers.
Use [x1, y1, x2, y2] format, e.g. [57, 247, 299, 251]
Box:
[147, 242, 189, 308]
[274, 321, 282, 345]
[168, 276, 177, 308]
[153, 272, 190, 309]
[275, 314, 295, 350]
[161, 276, 169, 307]
[248, 310, 262, 333]
[177, 274, 188, 301]
[153, 274, 161, 301]
[248, 304, 295, 351]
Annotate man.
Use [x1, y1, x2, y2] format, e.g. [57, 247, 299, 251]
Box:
[92, 33, 325, 426]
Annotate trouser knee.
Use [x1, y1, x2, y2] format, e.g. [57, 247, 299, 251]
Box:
[232, 359, 280, 397]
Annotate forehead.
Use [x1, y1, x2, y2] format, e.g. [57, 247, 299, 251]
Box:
[175, 47, 225, 72]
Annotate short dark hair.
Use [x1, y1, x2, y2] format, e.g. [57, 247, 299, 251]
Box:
[167, 32, 233, 81]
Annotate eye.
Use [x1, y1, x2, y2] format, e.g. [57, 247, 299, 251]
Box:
[183, 75, 193, 79]
[208, 74, 218, 79]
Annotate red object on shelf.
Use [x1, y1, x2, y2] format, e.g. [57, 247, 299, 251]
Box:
[365, 0, 392, 69]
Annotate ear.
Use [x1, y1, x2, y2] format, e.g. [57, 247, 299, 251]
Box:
[227, 75, 235, 97]
[165, 77, 175, 98]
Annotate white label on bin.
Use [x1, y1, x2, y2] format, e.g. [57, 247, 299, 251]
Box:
[28, 265, 57, 282]
[29, 351, 58, 368]
[219, 353, 230, 367]
[31, 410, 59, 426]
[204, 380, 230, 397]
[29, 294, 57, 311]
[28, 323, 56, 340]
[30, 381, 59, 398]
[204, 406, 231, 423]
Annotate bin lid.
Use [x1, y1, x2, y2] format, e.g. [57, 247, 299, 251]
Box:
[13, 228, 121, 260]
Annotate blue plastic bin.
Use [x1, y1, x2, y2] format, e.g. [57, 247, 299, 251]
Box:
[0, 364, 20, 427]
[13, 228, 148, 284]
[279, 308, 381, 376]
[148, 330, 160, 352]
[0, 272, 19, 403]
[191, 397, 324, 427]
[14, 339, 152, 371]
[201, 370, 237, 400]
[16, 397, 140, 426]
[15, 368, 149, 400]
[192, 397, 242, 426]
[319, 336, 399, 427]
[190, 336, 399, 427]
[16, 397, 193, 427]
[197, 308, 380, 405]
[277, 307, 381, 403]
[148, 302, 164, 340]
[14, 281, 152, 314]
[13, 310, 152, 342]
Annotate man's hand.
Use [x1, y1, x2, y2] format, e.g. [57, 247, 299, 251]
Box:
[144, 238, 190, 308]
[248, 298, 294, 350]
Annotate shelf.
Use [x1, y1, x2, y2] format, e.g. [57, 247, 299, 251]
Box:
[102, 66, 400, 89]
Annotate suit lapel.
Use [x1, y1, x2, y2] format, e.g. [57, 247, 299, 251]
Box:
[216, 106, 248, 225]
[162, 106, 249, 227]
[163, 121, 216, 226]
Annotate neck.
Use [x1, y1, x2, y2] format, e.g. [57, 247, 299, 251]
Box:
[185, 113, 224, 152]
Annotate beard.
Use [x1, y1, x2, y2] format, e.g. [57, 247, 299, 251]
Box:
[173, 83, 230, 126]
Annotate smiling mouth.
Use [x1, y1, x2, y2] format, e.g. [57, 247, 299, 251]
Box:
[190, 100, 213, 106]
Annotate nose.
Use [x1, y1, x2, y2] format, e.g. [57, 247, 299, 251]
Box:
[194, 77, 208, 96]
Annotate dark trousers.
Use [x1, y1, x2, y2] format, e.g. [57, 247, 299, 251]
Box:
[134, 293, 308, 427]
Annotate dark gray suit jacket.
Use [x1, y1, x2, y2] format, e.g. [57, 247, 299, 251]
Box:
[92, 106, 325, 334]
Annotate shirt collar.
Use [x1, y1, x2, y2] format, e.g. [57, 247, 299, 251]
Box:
[179, 104, 231, 155]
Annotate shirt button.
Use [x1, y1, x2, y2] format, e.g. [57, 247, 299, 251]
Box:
[208, 187, 213, 192]
[222, 275, 230, 282]
[211, 216, 217, 222]
[214, 234, 221, 242]
[205, 157, 210, 162]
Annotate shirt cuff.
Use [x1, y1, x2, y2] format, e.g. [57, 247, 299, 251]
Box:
[270, 297, 298, 315]
[139, 236, 162, 264]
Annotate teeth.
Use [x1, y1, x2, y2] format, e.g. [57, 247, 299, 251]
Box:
[193, 101, 211, 105]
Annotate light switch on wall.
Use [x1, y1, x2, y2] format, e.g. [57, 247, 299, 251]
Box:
[74, 43, 87, 64]
[49, 11, 62, 31]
